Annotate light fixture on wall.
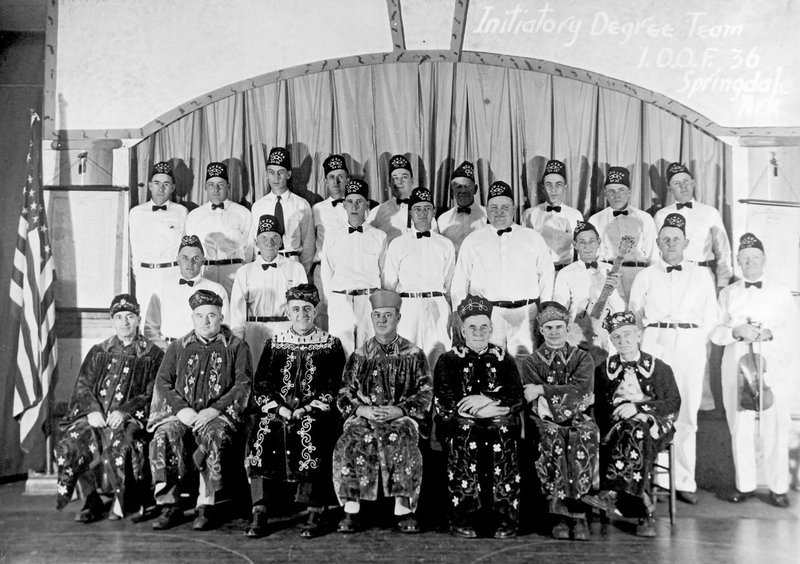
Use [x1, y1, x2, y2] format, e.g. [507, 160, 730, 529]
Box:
[739, 151, 800, 209]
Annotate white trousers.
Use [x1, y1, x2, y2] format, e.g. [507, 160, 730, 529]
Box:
[133, 265, 178, 322]
[202, 263, 239, 298]
[641, 326, 706, 492]
[328, 293, 375, 357]
[489, 303, 538, 362]
[397, 296, 451, 368]
[721, 342, 790, 494]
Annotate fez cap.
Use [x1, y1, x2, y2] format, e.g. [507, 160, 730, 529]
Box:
[451, 161, 475, 182]
[369, 289, 402, 310]
[323, 154, 348, 176]
[487, 180, 513, 202]
[457, 294, 493, 321]
[389, 155, 412, 175]
[660, 212, 686, 235]
[573, 221, 599, 240]
[738, 232, 764, 253]
[666, 162, 693, 184]
[206, 162, 228, 182]
[345, 178, 369, 199]
[257, 214, 284, 236]
[179, 234, 204, 254]
[605, 166, 630, 188]
[151, 161, 174, 181]
[542, 160, 567, 183]
[409, 187, 433, 208]
[267, 147, 291, 170]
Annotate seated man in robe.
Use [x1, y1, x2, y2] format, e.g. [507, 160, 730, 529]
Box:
[244, 283, 346, 539]
[55, 294, 163, 523]
[434, 295, 524, 539]
[521, 301, 598, 541]
[332, 290, 432, 534]
[590, 311, 680, 537]
[147, 289, 252, 531]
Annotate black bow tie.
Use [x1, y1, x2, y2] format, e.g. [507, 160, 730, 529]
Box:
[612, 209, 628, 217]
[546, 205, 562, 213]
[349, 225, 363, 234]
[496, 227, 512, 236]
[179, 278, 195, 287]
[211, 202, 225, 210]
[676, 201, 693, 210]
[745, 281, 762, 289]
[332, 198, 344, 207]
[666, 265, 682, 273]
[261, 263, 277, 270]
[456, 206, 471, 214]
[152, 204, 167, 212]
[416, 231, 431, 239]
[585, 261, 598, 269]
[396, 198, 409, 206]
[621, 361, 638, 370]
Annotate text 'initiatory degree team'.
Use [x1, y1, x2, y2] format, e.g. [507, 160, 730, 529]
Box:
[55, 151, 796, 541]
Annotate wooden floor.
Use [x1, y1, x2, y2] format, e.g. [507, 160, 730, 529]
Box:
[0, 482, 798, 563]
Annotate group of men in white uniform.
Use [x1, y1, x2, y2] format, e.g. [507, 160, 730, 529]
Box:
[129, 150, 797, 509]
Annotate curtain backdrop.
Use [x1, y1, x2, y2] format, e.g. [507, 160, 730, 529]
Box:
[133, 61, 729, 223]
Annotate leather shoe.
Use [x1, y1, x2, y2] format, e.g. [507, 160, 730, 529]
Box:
[726, 489, 754, 503]
[571, 519, 589, 541]
[245, 508, 268, 538]
[453, 524, 477, 538]
[75, 492, 104, 523]
[397, 514, 420, 534]
[299, 511, 324, 539]
[636, 515, 656, 538]
[769, 491, 790, 508]
[192, 505, 213, 531]
[152, 505, 182, 530]
[677, 490, 698, 504]
[494, 523, 517, 539]
[552, 521, 570, 540]
[131, 505, 159, 524]
[337, 513, 361, 534]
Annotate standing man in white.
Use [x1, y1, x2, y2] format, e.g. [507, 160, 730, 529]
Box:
[185, 162, 253, 296]
[437, 161, 487, 256]
[628, 213, 719, 505]
[129, 161, 187, 320]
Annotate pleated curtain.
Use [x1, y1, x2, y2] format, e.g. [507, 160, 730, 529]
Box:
[133, 61, 729, 222]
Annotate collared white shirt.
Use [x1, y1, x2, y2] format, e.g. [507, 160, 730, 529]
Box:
[367, 199, 440, 245]
[312, 196, 348, 262]
[251, 190, 315, 272]
[129, 200, 187, 267]
[437, 202, 487, 256]
[553, 259, 625, 322]
[382, 229, 455, 293]
[228, 254, 307, 339]
[522, 202, 584, 265]
[589, 206, 657, 263]
[628, 260, 719, 337]
[451, 223, 555, 307]
[144, 273, 230, 345]
[321, 222, 387, 295]
[185, 199, 253, 261]
[654, 199, 732, 287]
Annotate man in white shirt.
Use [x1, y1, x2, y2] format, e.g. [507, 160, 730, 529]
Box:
[383, 187, 455, 367]
[129, 162, 187, 320]
[250, 147, 315, 275]
[554, 221, 624, 365]
[451, 180, 554, 361]
[522, 160, 583, 272]
[711, 233, 798, 508]
[311, 154, 350, 330]
[185, 162, 253, 296]
[589, 166, 657, 304]
[229, 214, 307, 365]
[654, 162, 732, 290]
[437, 161, 487, 256]
[322, 178, 388, 356]
[628, 213, 719, 505]
[368, 154, 438, 245]
[145, 235, 229, 350]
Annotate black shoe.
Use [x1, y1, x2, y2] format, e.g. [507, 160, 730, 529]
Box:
[636, 514, 656, 538]
[75, 493, 104, 523]
[300, 511, 324, 539]
[571, 519, 589, 541]
[552, 521, 570, 540]
[245, 508, 268, 538]
[677, 490, 698, 504]
[192, 505, 213, 531]
[453, 524, 477, 538]
[769, 491, 790, 508]
[494, 522, 517, 539]
[725, 489, 754, 503]
[337, 513, 361, 534]
[152, 505, 182, 530]
[397, 514, 420, 534]
[131, 505, 159, 524]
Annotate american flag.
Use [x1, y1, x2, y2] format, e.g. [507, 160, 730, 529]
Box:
[9, 111, 58, 453]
